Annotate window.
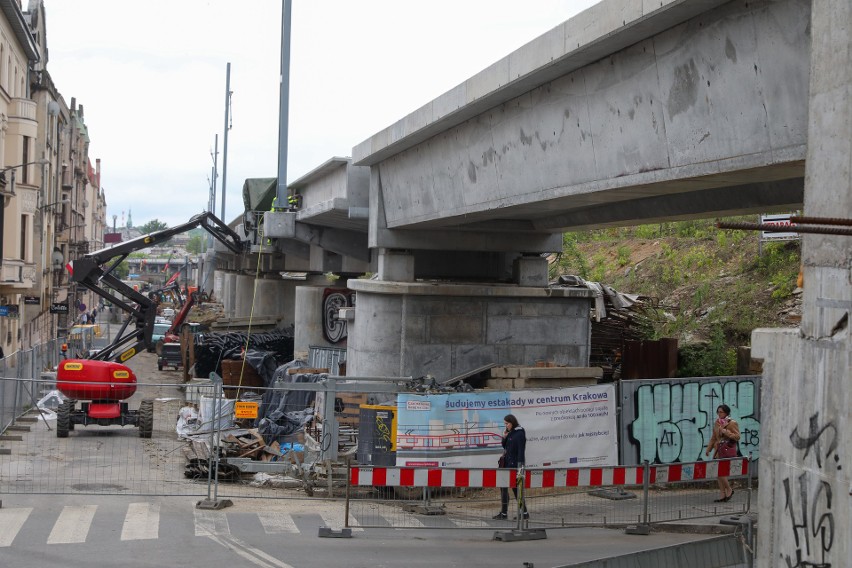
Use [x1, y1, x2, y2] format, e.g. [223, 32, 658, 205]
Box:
[20, 215, 28, 260]
[22, 137, 29, 184]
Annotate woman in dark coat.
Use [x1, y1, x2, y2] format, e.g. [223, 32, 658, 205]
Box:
[494, 414, 528, 519]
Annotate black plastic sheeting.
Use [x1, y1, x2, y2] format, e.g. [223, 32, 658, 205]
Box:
[256, 360, 320, 443]
[193, 329, 294, 380]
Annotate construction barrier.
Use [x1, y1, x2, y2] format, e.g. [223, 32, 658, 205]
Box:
[345, 457, 752, 530]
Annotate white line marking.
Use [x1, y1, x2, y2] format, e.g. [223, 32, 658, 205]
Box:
[372, 503, 425, 528]
[47, 505, 96, 544]
[317, 510, 364, 532]
[194, 509, 230, 536]
[121, 502, 160, 541]
[257, 511, 299, 534]
[0, 507, 32, 547]
[206, 533, 296, 568]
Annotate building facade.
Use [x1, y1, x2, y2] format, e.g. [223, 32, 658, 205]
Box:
[0, 0, 104, 352]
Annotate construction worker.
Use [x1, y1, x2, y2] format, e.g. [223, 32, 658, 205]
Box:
[61, 343, 68, 359]
[287, 194, 299, 210]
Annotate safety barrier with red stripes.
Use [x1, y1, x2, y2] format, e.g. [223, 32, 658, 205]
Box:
[350, 457, 748, 488]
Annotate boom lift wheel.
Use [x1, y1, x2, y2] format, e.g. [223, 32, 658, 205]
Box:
[138, 400, 154, 438]
[57, 400, 74, 438]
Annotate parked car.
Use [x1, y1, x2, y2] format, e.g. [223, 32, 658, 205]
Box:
[149, 323, 171, 352]
[161, 308, 176, 318]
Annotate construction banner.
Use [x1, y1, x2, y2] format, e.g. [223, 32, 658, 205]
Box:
[395, 385, 617, 469]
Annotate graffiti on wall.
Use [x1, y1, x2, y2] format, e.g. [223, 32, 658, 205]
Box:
[624, 377, 761, 465]
[322, 288, 354, 344]
[780, 412, 839, 568]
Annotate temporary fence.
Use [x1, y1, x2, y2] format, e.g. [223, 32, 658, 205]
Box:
[1, 341, 757, 531]
[0, 378, 207, 496]
[0, 339, 62, 433]
[345, 457, 752, 530]
[0, 370, 402, 501]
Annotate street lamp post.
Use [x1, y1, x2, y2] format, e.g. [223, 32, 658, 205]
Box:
[0, 158, 50, 204]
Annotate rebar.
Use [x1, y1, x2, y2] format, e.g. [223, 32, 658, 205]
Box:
[716, 220, 852, 236]
[791, 215, 852, 226]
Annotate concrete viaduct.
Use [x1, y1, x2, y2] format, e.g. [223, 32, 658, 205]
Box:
[209, 1, 848, 565]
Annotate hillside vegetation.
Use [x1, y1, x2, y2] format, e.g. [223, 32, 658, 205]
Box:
[550, 217, 802, 376]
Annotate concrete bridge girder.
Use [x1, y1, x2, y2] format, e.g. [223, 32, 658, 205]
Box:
[360, 0, 811, 238]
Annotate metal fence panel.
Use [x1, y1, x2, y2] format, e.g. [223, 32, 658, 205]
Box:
[0, 378, 207, 496]
[346, 458, 752, 531]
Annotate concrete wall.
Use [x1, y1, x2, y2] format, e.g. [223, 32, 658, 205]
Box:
[346, 280, 593, 380]
[753, 0, 851, 565]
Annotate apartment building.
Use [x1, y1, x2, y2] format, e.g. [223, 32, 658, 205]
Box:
[0, 0, 104, 353]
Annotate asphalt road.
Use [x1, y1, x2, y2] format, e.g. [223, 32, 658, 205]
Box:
[0, 493, 724, 568]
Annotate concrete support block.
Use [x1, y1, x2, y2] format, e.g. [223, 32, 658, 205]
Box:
[518, 377, 598, 389]
[513, 256, 548, 287]
[378, 249, 415, 282]
[221, 272, 237, 317]
[484, 378, 516, 390]
[234, 275, 254, 318]
[517, 366, 602, 379]
[490, 366, 603, 379]
[263, 211, 296, 238]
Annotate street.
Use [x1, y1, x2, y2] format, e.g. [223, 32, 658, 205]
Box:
[0, 493, 724, 568]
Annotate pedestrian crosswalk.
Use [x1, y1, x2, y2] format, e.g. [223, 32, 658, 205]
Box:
[0, 502, 508, 547]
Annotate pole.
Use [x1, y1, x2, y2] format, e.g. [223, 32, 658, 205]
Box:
[221, 63, 231, 221]
[276, 0, 292, 209]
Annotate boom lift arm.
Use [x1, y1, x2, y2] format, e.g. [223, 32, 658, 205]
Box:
[69, 211, 247, 363]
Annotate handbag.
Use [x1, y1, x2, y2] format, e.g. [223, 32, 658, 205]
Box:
[717, 440, 738, 458]
[498, 453, 506, 468]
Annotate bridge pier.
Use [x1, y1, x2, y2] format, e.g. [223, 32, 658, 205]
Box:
[753, 0, 851, 565]
[345, 279, 594, 380]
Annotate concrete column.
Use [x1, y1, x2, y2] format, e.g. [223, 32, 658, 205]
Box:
[234, 275, 255, 318]
[221, 272, 237, 316]
[513, 255, 549, 287]
[253, 278, 297, 328]
[377, 248, 414, 282]
[754, 1, 851, 565]
[293, 283, 349, 360]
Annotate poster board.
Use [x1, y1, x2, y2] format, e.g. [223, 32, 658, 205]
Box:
[395, 385, 617, 469]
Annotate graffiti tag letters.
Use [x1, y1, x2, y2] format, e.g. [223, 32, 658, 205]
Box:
[629, 378, 760, 464]
[781, 413, 838, 568]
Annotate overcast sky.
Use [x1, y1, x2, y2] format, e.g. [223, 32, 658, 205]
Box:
[44, 0, 599, 229]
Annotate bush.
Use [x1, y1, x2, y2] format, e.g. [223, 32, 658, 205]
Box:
[677, 327, 737, 377]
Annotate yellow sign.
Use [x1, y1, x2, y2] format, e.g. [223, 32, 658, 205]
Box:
[119, 348, 136, 362]
[63, 362, 83, 371]
[234, 402, 259, 419]
[113, 370, 130, 379]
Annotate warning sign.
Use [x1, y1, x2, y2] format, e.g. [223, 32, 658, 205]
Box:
[234, 401, 259, 419]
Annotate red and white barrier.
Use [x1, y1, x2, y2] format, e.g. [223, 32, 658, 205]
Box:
[350, 457, 749, 488]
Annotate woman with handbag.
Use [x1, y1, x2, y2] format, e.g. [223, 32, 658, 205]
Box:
[494, 414, 528, 520]
[705, 404, 740, 502]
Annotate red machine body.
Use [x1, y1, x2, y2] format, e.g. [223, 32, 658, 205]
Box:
[54, 359, 152, 437]
[57, 359, 138, 401]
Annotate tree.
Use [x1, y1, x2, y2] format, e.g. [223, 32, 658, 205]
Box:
[138, 219, 169, 234]
[114, 260, 130, 280]
[186, 234, 206, 254]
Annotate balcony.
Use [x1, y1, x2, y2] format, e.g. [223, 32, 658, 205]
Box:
[0, 259, 37, 290]
[6, 98, 38, 138]
[11, 98, 37, 121]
